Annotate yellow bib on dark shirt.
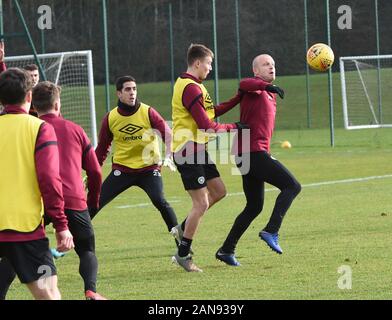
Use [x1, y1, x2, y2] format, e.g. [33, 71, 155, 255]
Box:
[0, 114, 44, 232]
[171, 77, 215, 152]
[108, 103, 161, 169]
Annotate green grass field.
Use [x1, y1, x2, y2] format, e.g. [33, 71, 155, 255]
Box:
[6, 73, 392, 300]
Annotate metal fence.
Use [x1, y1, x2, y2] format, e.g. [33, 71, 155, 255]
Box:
[1, 0, 391, 142]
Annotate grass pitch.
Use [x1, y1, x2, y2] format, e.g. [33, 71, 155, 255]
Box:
[6, 71, 392, 299]
[6, 127, 392, 300]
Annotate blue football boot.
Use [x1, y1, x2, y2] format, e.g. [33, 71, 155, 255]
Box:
[215, 248, 241, 266]
[259, 231, 283, 254]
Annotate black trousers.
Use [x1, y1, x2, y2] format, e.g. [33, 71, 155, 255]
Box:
[221, 151, 301, 254]
[93, 169, 178, 232]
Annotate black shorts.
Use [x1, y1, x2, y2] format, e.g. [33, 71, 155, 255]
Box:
[0, 238, 56, 284]
[174, 150, 220, 190]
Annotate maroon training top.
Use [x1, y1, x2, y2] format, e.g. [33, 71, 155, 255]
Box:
[95, 101, 172, 173]
[40, 113, 102, 210]
[232, 77, 277, 154]
[0, 106, 68, 242]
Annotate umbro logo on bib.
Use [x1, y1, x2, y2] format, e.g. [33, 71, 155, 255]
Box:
[119, 123, 143, 135]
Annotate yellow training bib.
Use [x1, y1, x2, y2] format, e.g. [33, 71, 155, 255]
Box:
[0, 114, 44, 232]
[172, 77, 215, 152]
[108, 103, 161, 169]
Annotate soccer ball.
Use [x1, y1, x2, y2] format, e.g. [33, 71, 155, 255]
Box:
[281, 141, 292, 149]
[306, 43, 334, 72]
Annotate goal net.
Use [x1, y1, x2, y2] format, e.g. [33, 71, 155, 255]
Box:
[4, 50, 98, 146]
[340, 54, 392, 129]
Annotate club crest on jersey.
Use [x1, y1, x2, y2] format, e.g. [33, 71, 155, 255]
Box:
[197, 176, 205, 185]
[114, 170, 121, 176]
[204, 93, 212, 104]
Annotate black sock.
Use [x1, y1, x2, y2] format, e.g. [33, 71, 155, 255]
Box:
[178, 237, 192, 257]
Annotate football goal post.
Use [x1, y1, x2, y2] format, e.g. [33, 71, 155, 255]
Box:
[340, 54, 392, 130]
[4, 50, 98, 146]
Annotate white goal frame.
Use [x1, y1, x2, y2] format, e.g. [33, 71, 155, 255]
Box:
[340, 54, 392, 130]
[5, 50, 98, 146]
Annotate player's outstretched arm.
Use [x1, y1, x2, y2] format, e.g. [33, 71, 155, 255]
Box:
[239, 77, 269, 92]
[239, 77, 284, 99]
[214, 90, 243, 117]
[183, 84, 237, 132]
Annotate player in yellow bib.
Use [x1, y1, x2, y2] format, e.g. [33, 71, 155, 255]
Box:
[0, 68, 74, 300]
[94, 76, 179, 248]
[170, 44, 248, 272]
